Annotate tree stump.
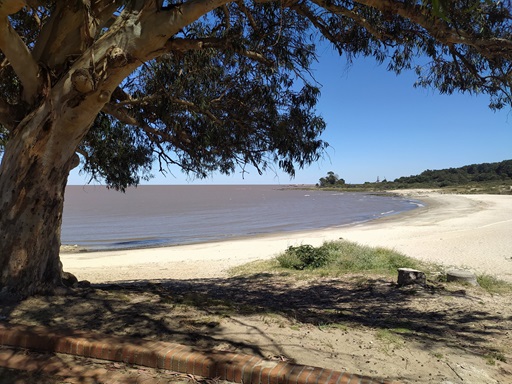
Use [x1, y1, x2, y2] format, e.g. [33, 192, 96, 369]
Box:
[446, 269, 479, 286]
[397, 268, 426, 287]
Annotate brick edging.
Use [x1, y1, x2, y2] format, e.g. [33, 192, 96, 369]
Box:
[0, 324, 400, 384]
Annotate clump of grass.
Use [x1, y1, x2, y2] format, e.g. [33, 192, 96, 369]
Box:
[276, 240, 424, 275]
[484, 351, 507, 365]
[477, 274, 512, 294]
[276, 244, 334, 270]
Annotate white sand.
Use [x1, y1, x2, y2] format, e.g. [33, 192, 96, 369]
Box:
[61, 191, 512, 283]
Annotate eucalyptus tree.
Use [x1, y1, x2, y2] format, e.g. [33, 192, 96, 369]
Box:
[1, 0, 511, 298]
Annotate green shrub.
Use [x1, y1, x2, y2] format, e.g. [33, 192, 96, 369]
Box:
[277, 244, 332, 270]
[276, 240, 423, 274]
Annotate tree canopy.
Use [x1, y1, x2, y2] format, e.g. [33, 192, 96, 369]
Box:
[318, 171, 345, 187]
[317, 160, 512, 190]
[394, 159, 512, 186]
[1, 1, 511, 191]
[1, 1, 512, 297]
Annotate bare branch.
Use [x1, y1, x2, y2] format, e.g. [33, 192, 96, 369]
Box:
[91, 0, 125, 31]
[102, 103, 142, 128]
[222, 5, 231, 30]
[140, 0, 231, 48]
[102, 103, 185, 146]
[212, 5, 231, 34]
[113, 94, 160, 107]
[0, 16, 41, 104]
[289, 3, 342, 46]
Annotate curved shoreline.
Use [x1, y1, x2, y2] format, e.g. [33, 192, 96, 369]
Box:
[61, 191, 512, 284]
[60, 191, 421, 253]
[59, 200, 422, 254]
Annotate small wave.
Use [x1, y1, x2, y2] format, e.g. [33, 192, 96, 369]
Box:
[111, 238, 169, 248]
[380, 210, 395, 215]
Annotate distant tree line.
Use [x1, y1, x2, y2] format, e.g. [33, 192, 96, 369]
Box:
[394, 160, 512, 187]
[318, 160, 512, 189]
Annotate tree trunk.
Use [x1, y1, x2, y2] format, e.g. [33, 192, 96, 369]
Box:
[0, 0, 228, 300]
[0, 110, 77, 299]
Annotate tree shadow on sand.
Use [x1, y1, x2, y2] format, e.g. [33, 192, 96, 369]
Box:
[1, 274, 511, 361]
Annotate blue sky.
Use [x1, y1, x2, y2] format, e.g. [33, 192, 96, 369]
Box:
[68, 49, 512, 186]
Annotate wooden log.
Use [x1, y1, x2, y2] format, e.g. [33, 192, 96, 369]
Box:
[397, 268, 426, 287]
[446, 269, 479, 286]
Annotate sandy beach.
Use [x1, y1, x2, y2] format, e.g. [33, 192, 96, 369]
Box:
[61, 190, 512, 284]
[11, 190, 512, 384]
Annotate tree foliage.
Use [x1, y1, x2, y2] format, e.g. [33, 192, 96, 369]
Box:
[394, 159, 512, 186]
[318, 171, 346, 187]
[1, 1, 511, 191]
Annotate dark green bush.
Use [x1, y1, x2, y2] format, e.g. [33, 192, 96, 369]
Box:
[277, 244, 332, 270]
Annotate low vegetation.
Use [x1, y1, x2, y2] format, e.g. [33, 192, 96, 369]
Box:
[317, 160, 512, 194]
[477, 274, 512, 294]
[231, 240, 432, 278]
[276, 241, 422, 274]
[230, 240, 512, 294]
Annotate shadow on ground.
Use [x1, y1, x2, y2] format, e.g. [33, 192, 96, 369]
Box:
[1, 274, 510, 360]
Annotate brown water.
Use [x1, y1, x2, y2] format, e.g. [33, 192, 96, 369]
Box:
[61, 185, 422, 250]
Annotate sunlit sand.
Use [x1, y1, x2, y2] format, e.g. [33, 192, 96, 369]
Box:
[62, 190, 512, 284]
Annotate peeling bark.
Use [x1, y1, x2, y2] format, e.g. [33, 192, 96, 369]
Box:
[0, 112, 73, 299]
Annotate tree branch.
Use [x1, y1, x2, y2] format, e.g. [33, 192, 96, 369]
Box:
[0, 16, 41, 104]
[102, 102, 186, 147]
[0, 1, 26, 16]
[0, 98, 16, 130]
[102, 103, 143, 128]
[236, 1, 258, 30]
[101, 102, 199, 174]
[306, 0, 396, 42]
[32, 1, 104, 68]
[165, 37, 275, 67]
[353, 0, 512, 60]
[139, 0, 231, 50]
[211, 5, 231, 34]
[289, 3, 343, 47]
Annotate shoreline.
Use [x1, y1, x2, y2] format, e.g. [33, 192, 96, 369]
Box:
[60, 190, 422, 253]
[61, 191, 512, 284]
[59, 202, 423, 254]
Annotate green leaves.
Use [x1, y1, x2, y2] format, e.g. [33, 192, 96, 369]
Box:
[80, 113, 154, 192]
[103, 3, 328, 183]
[2, 1, 511, 189]
[429, 0, 451, 21]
